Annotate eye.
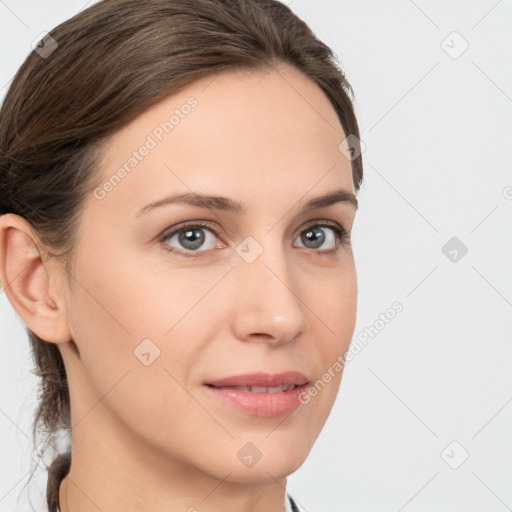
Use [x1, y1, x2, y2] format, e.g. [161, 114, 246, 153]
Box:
[160, 221, 221, 256]
[159, 220, 350, 257]
[293, 222, 350, 254]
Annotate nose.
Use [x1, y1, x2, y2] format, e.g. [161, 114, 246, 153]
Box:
[229, 238, 309, 346]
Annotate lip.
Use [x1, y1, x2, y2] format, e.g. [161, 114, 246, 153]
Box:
[204, 371, 309, 388]
[203, 371, 310, 418]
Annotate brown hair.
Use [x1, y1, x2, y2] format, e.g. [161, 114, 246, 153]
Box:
[0, 0, 363, 510]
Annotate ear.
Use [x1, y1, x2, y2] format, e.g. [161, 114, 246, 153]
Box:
[0, 213, 71, 344]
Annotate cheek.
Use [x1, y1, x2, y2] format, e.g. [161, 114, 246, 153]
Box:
[315, 261, 357, 351]
[66, 250, 219, 405]
[65, 252, 165, 397]
[296, 262, 357, 422]
[65, 266, 200, 449]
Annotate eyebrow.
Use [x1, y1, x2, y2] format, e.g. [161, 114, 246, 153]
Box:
[135, 188, 358, 218]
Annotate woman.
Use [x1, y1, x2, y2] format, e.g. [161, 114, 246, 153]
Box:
[0, 0, 364, 511]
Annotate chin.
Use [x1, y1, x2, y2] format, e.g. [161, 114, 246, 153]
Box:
[222, 457, 306, 483]
[222, 438, 312, 483]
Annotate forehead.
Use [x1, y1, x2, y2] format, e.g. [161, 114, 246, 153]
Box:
[88, 66, 353, 220]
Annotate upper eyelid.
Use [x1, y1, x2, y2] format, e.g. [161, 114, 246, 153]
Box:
[160, 218, 346, 240]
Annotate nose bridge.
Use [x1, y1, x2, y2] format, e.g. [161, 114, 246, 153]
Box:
[230, 232, 308, 343]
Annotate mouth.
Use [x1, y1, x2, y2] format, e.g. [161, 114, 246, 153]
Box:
[202, 371, 311, 418]
[205, 383, 300, 393]
[204, 370, 309, 389]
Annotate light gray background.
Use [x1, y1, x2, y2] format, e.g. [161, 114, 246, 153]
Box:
[1, 1, 511, 511]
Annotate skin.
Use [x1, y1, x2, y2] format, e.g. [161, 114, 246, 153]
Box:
[0, 64, 358, 512]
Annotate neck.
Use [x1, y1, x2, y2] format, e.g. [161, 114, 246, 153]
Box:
[58, 409, 288, 512]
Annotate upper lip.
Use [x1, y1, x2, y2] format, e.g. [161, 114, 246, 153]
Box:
[205, 371, 309, 388]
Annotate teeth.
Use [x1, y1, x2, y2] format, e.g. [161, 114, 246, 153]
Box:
[216, 384, 296, 393]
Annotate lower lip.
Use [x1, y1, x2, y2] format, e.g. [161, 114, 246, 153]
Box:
[203, 384, 309, 418]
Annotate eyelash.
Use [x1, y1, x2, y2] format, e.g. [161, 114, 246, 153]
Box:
[158, 220, 351, 258]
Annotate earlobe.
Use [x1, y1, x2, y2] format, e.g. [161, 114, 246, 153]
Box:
[0, 213, 72, 344]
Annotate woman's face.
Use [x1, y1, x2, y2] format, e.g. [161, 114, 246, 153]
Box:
[58, 65, 358, 484]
